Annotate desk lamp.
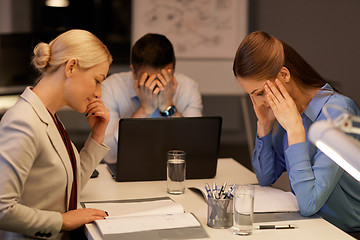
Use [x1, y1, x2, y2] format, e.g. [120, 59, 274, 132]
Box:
[308, 105, 360, 181]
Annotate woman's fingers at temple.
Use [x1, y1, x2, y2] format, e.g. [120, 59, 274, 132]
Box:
[264, 85, 279, 109]
[266, 93, 276, 110]
[265, 80, 283, 103]
[274, 79, 292, 100]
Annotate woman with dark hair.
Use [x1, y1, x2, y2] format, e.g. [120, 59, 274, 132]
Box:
[233, 31, 360, 233]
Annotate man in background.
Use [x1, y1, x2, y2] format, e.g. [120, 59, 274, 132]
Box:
[101, 33, 203, 163]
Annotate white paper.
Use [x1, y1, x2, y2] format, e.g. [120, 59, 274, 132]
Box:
[83, 199, 201, 236]
[84, 199, 184, 218]
[95, 212, 200, 235]
[189, 184, 299, 213]
[253, 186, 299, 213]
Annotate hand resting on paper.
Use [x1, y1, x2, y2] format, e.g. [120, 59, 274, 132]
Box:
[61, 208, 108, 231]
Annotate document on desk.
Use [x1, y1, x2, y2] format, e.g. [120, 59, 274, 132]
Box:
[95, 212, 199, 235]
[254, 185, 299, 213]
[84, 198, 185, 218]
[81, 197, 207, 239]
[188, 184, 299, 213]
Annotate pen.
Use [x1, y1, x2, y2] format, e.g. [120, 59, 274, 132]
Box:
[205, 183, 212, 198]
[256, 225, 297, 230]
[225, 184, 236, 199]
[212, 183, 218, 199]
[218, 182, 227, 198]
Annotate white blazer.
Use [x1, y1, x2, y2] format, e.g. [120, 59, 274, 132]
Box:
[0, 87, 109, 239]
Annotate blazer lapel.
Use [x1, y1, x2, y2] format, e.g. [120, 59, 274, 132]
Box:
[46, 122, 73, 209]
[20, 87, 73, 209]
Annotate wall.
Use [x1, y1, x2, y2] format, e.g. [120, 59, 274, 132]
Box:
[0, 0, 31, 34]
[190, 0, 360, 149]
[250, 0, 360, 105]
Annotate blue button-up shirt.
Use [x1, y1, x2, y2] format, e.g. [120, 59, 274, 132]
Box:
[252, 83, 360, 232]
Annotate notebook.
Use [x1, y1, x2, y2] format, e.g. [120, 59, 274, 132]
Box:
[107, 117, 222, 182]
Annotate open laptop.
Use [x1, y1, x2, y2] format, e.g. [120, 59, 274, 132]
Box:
[107, 117, 222, 182]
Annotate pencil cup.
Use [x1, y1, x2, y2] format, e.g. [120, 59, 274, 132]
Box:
[207, 198, 233, 229]
[167, 150, 186, 194]
[233, 184, 254, 235]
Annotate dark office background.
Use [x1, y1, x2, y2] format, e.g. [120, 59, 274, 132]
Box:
[1, 0, 360, 171]
[0, 0, 131, 88]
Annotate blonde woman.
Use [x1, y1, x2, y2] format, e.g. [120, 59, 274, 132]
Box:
[233, 31, 360, 234]
[0, 29, 112, 239]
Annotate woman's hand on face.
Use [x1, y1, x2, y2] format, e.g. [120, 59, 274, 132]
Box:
[86, 98, 110, 144]
[265, 79, 305, 145]
[61, 208, 108, 231]
[250, 94, 275, 138]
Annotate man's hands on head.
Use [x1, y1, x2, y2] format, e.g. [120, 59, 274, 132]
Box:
[133, 68, 176, 116]
[157, 69, 177, 111]
[134, 72, 159, 116]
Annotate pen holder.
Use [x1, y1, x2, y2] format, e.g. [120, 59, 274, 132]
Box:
[207, 197, 233, 229]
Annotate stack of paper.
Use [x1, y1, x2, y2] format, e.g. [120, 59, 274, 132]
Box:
[82, 197, 206, 239]
[95, 212, 200, 235]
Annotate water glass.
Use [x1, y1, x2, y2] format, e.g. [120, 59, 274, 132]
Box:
[167, 150, 186, 194]
[233, 184, 255, 235]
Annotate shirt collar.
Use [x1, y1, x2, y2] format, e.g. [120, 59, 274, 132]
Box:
[302, 83, 334, 122]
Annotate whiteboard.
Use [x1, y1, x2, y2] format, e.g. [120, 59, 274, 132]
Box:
[132, 0, 248, 59]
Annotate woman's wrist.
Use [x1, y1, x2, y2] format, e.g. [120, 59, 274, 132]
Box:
[90, 132, 105, 145]
[257, 121, 273, 138]
[287, 127, 306, 146]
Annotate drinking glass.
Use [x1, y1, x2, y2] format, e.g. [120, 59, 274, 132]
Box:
[167, 150, 186, 194]
[233, 184, 254, 235]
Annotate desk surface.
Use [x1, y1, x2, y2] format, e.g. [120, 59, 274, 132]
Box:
[80, 158, 354, 240]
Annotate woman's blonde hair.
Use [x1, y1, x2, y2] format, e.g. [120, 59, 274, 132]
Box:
[32, 29, 112, 74]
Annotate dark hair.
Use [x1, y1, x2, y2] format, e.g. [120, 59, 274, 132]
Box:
[131, 33, 176, 73]
[233, 31, 327, 89]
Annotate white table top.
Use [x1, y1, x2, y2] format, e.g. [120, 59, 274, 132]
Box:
[80, 158, 354, 240]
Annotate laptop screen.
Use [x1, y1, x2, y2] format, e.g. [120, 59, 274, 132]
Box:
[108, 117, 222, 182]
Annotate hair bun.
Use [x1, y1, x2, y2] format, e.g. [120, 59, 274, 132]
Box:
[32, 42, 51, 71]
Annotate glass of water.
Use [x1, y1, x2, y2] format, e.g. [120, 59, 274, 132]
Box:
[233, 184, 255, 235]
[167, 150, 186, 194]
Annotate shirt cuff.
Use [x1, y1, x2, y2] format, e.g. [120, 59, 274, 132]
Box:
[86, 136, 110, 154]
[255, 131, 273, 151]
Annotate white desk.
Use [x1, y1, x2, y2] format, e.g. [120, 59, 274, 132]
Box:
[80, 158, 354, 240]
